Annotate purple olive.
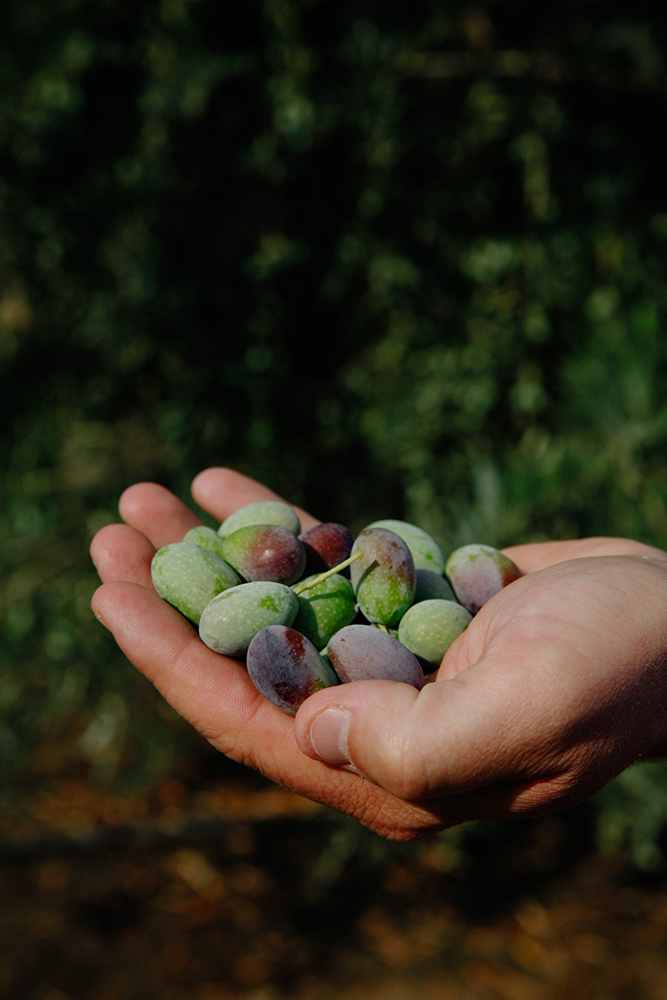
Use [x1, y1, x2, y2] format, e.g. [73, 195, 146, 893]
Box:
[221, 524, 306, 585]
[327, 625, 424, 689]
[246, 625, 338, 715]
[445, 544, 521, 615]
[299, 522, 354, 574]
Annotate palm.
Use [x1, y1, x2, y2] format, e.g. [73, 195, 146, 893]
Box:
[91, 468, 667, 841]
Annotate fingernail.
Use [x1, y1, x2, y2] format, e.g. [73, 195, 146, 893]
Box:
[309, 708, 351, 766]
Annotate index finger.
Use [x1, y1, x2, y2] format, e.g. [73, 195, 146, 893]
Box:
[119, 483, 202, 549]
[191, 467, 320, 532]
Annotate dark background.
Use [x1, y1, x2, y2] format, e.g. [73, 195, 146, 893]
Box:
[3, 1, 667, 996]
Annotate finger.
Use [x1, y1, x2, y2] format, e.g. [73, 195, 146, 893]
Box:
[191, 467, 320, 532]
[503, 537, 667, 574]
[91, 581, 447, 839]
[119, 483, 202, 548]
[90, 524, 156, 588]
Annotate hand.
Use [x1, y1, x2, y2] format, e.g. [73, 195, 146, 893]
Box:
[90, 468, 667, 841]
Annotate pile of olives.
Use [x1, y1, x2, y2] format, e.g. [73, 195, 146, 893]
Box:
[150, 500, 521, 715]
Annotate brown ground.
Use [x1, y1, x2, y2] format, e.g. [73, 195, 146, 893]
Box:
[2, 746, 667, 1000]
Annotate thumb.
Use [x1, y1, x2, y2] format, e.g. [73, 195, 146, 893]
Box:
[293, 666, 529, 802]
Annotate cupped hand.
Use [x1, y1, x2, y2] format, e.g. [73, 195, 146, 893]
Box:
[90, 468, 667, 840]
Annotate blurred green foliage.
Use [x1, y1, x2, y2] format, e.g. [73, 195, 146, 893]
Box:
[2, 0, 667, 863]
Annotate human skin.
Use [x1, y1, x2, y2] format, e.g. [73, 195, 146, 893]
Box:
[90, 466, 667, 841]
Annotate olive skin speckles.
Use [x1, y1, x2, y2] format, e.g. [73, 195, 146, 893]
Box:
[350, 527, 416, 626]
[398, 599, 472, 669]
[151, 542, 241, 624]
[199, 581, 298, 658]
[183, 525, 228, 560]
[291, 573, 357, 649]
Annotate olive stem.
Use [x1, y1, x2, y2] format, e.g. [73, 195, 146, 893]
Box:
[292, 550, 364, 596]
